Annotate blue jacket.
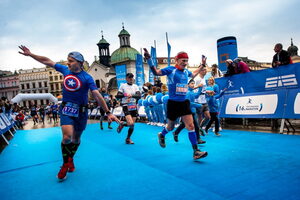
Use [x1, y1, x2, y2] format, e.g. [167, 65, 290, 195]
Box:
[206, 90, 225, 113]
[186, 87, 202, 113]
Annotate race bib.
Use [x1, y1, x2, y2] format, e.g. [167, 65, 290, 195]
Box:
[175, 83, 188, 95]
[62, 102, 79, 117]
[127, 102, 137, 111]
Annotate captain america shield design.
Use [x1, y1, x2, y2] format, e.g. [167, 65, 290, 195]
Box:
[64, 75, 82, 92]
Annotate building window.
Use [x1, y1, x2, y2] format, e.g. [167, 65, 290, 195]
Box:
[32, 83, 36, 88]
[50, 76, 53, 81]
[95, 80, 100, 88]
[44, 81, 47, 87]
[21, 84, 25, 90]
[55, 76, 58, 81]
[39, 82, 42, 88]
[26, 83, 30, 89]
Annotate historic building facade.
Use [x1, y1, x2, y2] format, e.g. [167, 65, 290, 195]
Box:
[0, 71, 19, 100]
[87, 33, 116, 94]
[18, 67, 49, 106]
[110, 26, 150, 92]
[88, 26, 152, 94]
[46, 64, 64, 99]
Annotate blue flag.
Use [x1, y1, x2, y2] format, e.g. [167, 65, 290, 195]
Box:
[135, 54, 144, 89]
[149, 47, 157, 84]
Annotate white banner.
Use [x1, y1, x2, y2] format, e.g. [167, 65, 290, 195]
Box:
[225, 94, 278, 115]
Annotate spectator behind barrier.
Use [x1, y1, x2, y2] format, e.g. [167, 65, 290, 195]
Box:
[272, 43, 292, 68]
[211, 64, 223, 78]
[224, 59, 236, 77]
[233, 58, 250, 74]
[15, 110, 25, 128]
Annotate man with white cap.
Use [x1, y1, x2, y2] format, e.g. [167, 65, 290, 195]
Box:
[115, 72, 141, 144]
[19, 45, 120, 181]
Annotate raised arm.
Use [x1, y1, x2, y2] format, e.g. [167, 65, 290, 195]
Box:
[143, 48, 163, 76]
[18, 45, 56, 67]
[192, 55, 207, 78]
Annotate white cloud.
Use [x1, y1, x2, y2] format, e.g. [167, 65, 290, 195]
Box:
[1, 0, 299, 70]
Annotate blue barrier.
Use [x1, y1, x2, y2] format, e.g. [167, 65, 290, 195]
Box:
[0, 115, 10, 133]
[0, 113, 15, 145]
[216, 63, 300, 119]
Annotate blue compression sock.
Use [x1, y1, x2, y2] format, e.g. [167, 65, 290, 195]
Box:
[188, 130, 197, 145]
[161, 127, 169, 136]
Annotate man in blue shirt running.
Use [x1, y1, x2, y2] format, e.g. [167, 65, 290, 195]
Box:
[19, 45, 120, 181]
[144, 48, 208, 160]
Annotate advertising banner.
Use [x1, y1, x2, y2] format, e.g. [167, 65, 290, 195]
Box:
[115, 64, 127, 88]
[135, 54, 145, 88]
[216, 63, 300, 95]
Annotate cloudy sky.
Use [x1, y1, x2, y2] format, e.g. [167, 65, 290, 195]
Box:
[1, 0, 299, 71]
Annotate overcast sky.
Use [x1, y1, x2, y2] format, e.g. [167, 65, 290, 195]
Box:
[1, 0, 299, 71]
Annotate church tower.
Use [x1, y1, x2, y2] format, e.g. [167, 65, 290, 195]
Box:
[118, 23, 131, 47]
[97, 31, 111, 67]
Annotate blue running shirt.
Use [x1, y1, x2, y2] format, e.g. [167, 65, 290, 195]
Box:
[161, 66, 192, 102]
[54, 63, 97, 105]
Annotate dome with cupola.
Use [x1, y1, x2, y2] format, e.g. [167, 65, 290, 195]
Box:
[287, 38, 298, 56]
[110, 25, 139, 64]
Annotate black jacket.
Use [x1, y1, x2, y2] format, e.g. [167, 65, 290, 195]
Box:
[272, 50, 290, 68]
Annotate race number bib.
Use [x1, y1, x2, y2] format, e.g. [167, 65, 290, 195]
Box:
[175, 83, 188, 95]
[62, 102, 79, 117]
[127, 102, 137, 111]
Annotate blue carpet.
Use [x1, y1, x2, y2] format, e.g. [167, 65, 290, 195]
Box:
[0, 123, 300, 200]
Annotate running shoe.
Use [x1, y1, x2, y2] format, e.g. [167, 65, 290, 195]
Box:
[68, 157, 75, 172]
[199, 128, 205, 136]
[108, 125, 113, 129]
[57, 163, 69, 180]
[197, 138, 206, 144]
[158, 132, 166, 148]
[193, 150, 208, 160]
[125, 138, 134, 144]
[215, 132, 221, 136]
[100, 125, 103, 130]
[117, 122, 124, 133]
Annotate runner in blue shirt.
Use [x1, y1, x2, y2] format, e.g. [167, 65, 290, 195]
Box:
[19, 45, 120, 181]
[144, 48, 208, 160]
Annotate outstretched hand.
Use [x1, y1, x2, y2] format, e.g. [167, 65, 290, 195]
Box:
[107, 113, 121, 124]
[143, 48, 151, 59]
[18, 45, 31, 56]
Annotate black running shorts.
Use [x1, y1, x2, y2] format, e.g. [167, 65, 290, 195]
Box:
[167, 99, 192, 121]
[122, 105, 138, 118]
